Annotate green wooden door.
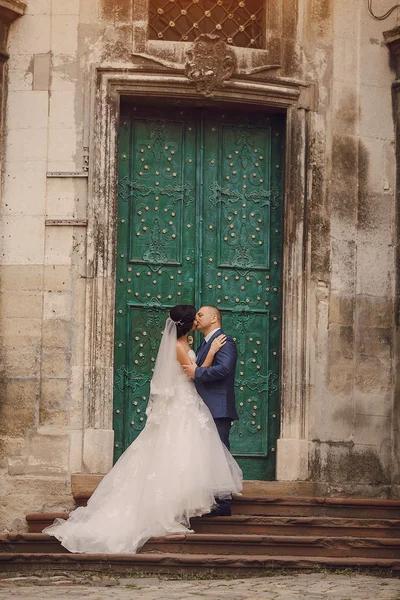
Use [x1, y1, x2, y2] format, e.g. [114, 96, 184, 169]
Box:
[114, 104, 284, 480]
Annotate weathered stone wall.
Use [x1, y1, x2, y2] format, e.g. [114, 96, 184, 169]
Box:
[0, 0, 398, 530]
[308, 1, 398, 497]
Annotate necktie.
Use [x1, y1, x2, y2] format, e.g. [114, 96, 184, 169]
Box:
[198, 339, 207, 354]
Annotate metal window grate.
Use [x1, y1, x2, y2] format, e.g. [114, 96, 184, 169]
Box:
[149, 0, 264, 49]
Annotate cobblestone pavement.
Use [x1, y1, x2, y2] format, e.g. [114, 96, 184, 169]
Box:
[0, 572, 399, 600]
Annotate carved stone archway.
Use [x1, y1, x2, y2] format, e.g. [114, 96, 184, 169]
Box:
[82, 67, 314, 482]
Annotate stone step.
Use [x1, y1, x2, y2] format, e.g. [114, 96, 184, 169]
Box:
[71, 494, 400, 520]
[232, 497, 400, 519]
[191, 515, 400, 538]
[143, 533, 400, 559]
[3, 532, 400, 559]
[26, 512, 400, 538]
[0, 551, 399, 575]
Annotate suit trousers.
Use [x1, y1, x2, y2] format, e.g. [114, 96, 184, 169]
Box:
[214, 417, 232, 510]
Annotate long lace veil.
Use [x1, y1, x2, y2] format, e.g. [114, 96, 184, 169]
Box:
[146, 317, 179, 416]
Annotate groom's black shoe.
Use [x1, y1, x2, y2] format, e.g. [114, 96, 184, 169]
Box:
[202, 506, 232, 517]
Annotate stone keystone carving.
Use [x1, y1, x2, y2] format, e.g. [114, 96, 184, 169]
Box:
[185, 34, 237, 97]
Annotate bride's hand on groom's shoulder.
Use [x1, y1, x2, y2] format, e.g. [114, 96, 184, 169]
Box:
[210, 334, 227, 354]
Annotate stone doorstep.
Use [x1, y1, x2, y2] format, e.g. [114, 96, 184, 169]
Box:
[0, 552, 399, 576]
[70, 475, 316, 499]
[3, 532, 400, 559]
[25, 513, 400, 538]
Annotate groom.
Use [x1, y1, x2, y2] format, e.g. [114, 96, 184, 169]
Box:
[183, 305, 238, 516]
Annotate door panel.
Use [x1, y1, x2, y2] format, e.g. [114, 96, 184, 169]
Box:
[200, 111, 283, 479]
[114, 108, 197, 454]
[114, 104, 284, 480]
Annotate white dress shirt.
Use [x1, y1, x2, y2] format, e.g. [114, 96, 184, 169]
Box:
[204, 327, 222, 343]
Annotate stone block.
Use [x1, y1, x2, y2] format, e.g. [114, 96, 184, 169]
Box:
[41, 348, 70, 378]
[0, 476, 74, 531]
[39, 409, 70, 427]
[26, 0, 51, 15]
[43, 265, 72, 291]
[71, 278, 87, 361]
[69, 429, 83, 472]
[7, 90, 49, 131]
[332, 82, 359, 136]
[310, 442, 390, 485]
[328, 294, 354, 326]
[42, 317, 71, 349]
[0, 290, 43, 319]
[359, 85, 394, 141]
[360, 37, 394, 89]
[0, 436, 27, 464]
[51, 15, 78, 56]
[47, 127, 77, 163]
[357, 326, 393, 359]
[276, 438, 310, 481]
[52, 0, 80, 15]
[71, 229, 86, 268]
[69, 366, 84, 428]
[33, 53, 51, 91]
[331, 239, 355, 294]
[0, 380, 38, 436]
[46, 161, 78, 174]
[326, 362, 354, 395]
[43, 291, 72, 320]
[0, 216, 45, 265]
[80, 0, 99, 23]
[49, 90, 76, 130]
[40, 378, 70, 412]
[83, 428, 114, 474]
[328, 324, 354, 363]
[333, 36, 359, 83]
[0, 346, 41, 378]
[7, 54, 34, 92]
[355, 354, 392, 394]
[356, 242, 394, 297]
[2, 161, 47, 217]
[6, 128, 48, 163]
[333, 3, 359, 41]
[50, 54, 79, 92]
[44, 226, 73, 266]
[1, 317, 42, 347]
[8, 15, 51, 55]
[310, 389, 354, 442]
[8, 432, 69, 475]
[0, 474, 72, 530]
[0, 264, 43, 291]
[46, 177, 76, 217]
[357, 194, 395, 241]
[355, 391, 393, 418]
[354, 414, 392, 447]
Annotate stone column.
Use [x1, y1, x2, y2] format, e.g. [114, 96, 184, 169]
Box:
[383, 27, 400, 489]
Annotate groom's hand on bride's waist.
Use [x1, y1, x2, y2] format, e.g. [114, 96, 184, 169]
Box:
[182, 363, 196, 378]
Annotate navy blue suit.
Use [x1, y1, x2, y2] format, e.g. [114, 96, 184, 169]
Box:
[194, 329, 238, 422]
[194, 328, 238, 513]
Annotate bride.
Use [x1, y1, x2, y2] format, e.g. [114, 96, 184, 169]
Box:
[43, 305, 243, 554]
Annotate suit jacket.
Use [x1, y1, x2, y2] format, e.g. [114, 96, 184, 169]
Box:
[194, 328, 239, 421]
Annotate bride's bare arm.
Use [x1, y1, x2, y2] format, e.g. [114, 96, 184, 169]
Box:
[176, 343, 195, 367]
[200, 335, 227, 367]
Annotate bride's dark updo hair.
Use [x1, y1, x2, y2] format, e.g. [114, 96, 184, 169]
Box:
[170, 305, 196, 338]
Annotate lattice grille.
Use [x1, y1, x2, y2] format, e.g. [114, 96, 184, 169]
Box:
[149, 0, 264, 49]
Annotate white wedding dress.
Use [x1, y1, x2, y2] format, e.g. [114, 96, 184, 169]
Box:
[43, 319, 243, 554]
